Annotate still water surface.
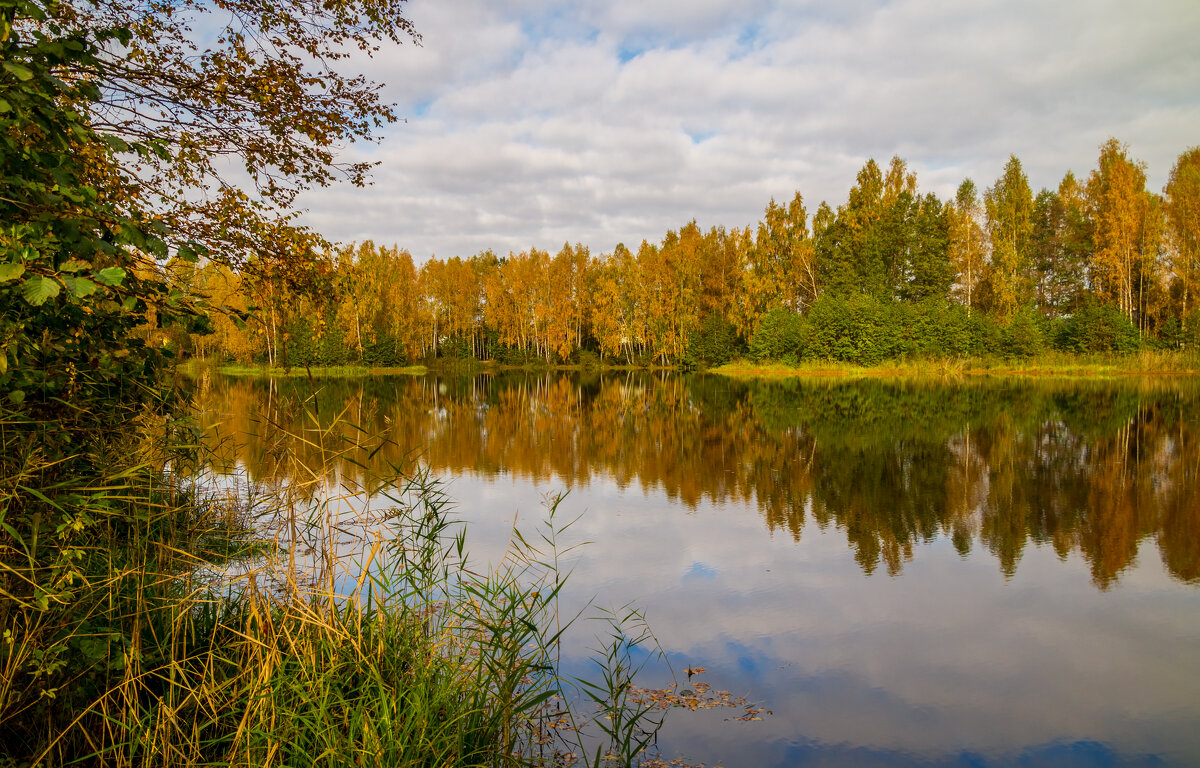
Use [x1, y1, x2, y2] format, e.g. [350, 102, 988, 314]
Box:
[194, 371, 1200, 767]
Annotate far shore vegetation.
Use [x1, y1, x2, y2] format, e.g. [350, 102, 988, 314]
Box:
[189, 347, 1200, 380]
[188, 360, 430, 377]
[176, 143, 1200, 379]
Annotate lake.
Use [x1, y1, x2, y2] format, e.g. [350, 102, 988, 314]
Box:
[192, 370, 1200, 767]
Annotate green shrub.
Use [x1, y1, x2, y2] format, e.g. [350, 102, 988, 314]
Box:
[689, 313, 742, 366]
[800, 295, 899, 365]
[1052, 300, 1142, 354]
[438, 336, 473, 360]
[1184, 309, 1200, 350]
[1004, 307, 1047, 359]
[1156, 316, 1185, 351]
[750, 307, 805, 363]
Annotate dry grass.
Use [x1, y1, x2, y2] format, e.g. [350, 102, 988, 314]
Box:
[2, 405, 666, 767]
[713, 350, 1200, 380]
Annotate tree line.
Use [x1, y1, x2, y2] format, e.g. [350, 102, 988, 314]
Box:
[179, 140, 1200, 367]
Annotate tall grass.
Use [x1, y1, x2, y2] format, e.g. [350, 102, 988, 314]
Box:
[714, 348, 1200, 379]
[177, 360, 429, 378]
[1, 396, 667, 768]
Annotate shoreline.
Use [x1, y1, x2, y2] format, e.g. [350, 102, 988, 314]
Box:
[179, 351, 1200, 380]
[711, 358, 1200, 379]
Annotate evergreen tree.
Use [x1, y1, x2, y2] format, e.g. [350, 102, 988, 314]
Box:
[901, 193, 953, 301]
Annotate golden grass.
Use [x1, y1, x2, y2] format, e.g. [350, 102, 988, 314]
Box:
[713, 351, 1200, 380]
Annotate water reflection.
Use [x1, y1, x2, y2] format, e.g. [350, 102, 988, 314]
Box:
[192, 371, 1200, 590]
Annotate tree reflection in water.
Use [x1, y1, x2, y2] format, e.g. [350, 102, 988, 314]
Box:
[191, 371, 1200, 589]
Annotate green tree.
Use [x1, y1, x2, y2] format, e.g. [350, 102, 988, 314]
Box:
[983, 155, 1035, 322]
[1030, 173, 1091, 318]
[900, 192, 953, 301]
[819, 159, 885, 297]
[1, 0, 194, 429]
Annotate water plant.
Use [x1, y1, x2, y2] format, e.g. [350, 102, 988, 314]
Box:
[1, 382, 678, 767]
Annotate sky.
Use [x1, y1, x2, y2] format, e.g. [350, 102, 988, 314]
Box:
[297, 0, 1200, 263]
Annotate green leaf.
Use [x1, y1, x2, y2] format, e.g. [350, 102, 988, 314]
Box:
[9, 390, 25, 404]
[145, 236, 168, 258]
[94, 267, 126, 287]
[0, 99, 10, 113]
[17, 1, 47, 22]
[2, 61, 34, 81]
[102, 135, 130, 153]
[0, 263, 25, 283]
[59, 259, 89, 273]
[65, 276, 97, 298]
[21, 275, 60, 305]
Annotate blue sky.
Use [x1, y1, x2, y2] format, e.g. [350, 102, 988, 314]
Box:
[298, 0, 1200, 262]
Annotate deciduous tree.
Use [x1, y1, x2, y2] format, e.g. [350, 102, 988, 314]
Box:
[1087, 139, 1148, 323]
[49, 0, 418, 277]
[1165, 148, 1200, 329]
[949, 180, 988, 314]
[983, 155, 1034, 322]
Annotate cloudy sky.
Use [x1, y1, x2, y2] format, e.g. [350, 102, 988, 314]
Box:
[298, 0, 1200, 263]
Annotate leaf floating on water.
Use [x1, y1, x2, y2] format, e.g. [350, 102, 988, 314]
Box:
[628, 668, 770, 722]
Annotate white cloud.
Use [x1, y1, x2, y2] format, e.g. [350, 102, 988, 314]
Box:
[298, 0, 1200, 261]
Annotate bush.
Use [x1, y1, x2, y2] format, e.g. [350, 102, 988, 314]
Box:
[363, 336, 409, 366]
[1052, 300, 1142, 354]
[800, 295, 900, 365]
[1156, 316, 1185, 351]
[1183, 309, 1200, 350]
[750, 307, 805, 363]
[1004, 307, 1047, 359]
[689, 313, 742, 366]
[438, 336, 473, 360]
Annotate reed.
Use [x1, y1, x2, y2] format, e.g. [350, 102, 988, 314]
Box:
[714, 349, 1200, 379]
[208, 363, 429, 378]
[1, 394, 668, 767]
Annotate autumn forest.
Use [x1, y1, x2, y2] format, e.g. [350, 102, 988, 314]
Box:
[182, 140, 1200, 368]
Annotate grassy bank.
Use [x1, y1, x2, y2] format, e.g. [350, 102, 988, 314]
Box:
[186, 349, 1200, 380]
[713, 350, 1200, 379]
[181, 357, 677, 377]
[0, 406, 663, 767]
[178, 360, 429, 377]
